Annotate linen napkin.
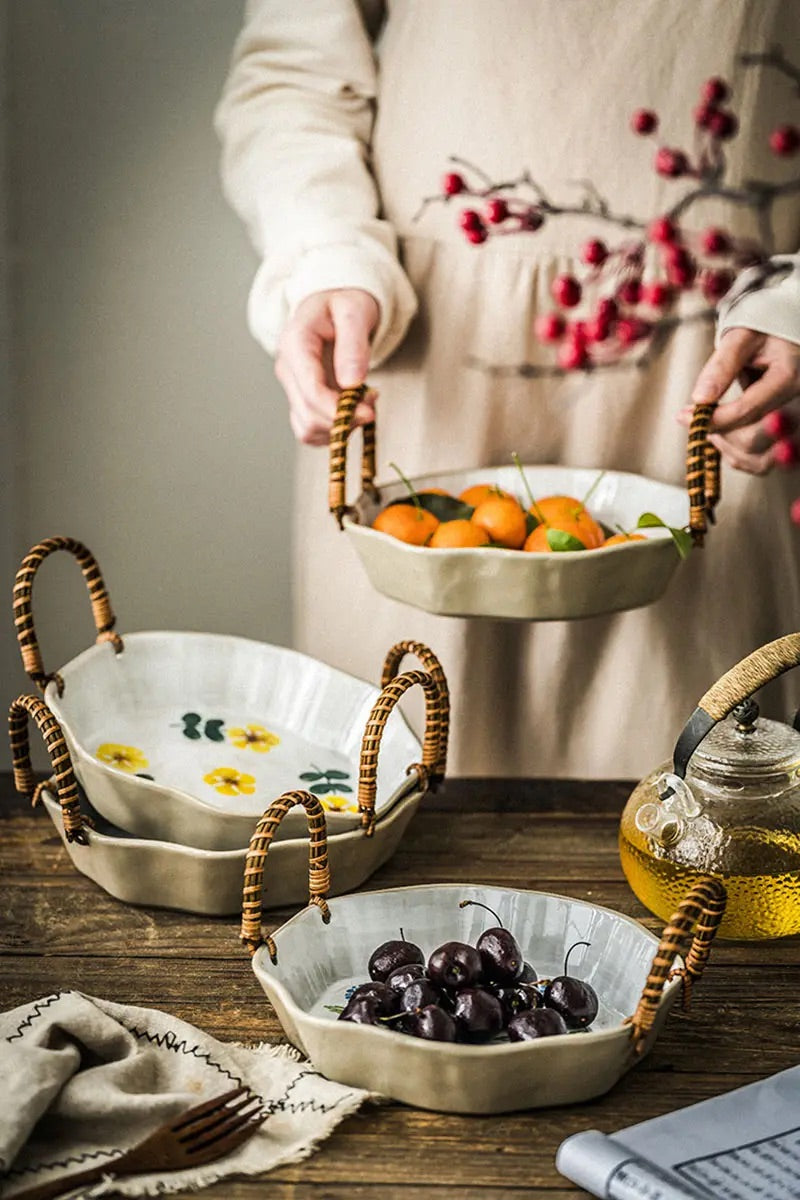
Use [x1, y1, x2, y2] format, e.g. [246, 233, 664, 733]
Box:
[0, 991, 372, 1197]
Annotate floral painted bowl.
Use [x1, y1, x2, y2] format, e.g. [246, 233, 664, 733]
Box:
[241, 806, 726, 1114]
[13, 539, 448, 851]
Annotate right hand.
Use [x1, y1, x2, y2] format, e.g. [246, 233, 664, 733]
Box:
[274, 288, 379, 445]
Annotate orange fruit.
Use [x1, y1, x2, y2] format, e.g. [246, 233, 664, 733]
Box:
[460, 483, 513, 507]
[529, 495, 605, 549]
[523, 517, 595, 553]
[429, 519, 491, 549]
[471, 495, 527, 549]
[372, 504, 439, 545]
[602, 531, 647, 546]
[418, 487, 452, 497]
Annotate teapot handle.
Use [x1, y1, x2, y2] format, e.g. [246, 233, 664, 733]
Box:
[673, 632, 800, 777]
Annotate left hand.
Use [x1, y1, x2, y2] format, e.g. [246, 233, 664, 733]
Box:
[677, 328, 800, 475]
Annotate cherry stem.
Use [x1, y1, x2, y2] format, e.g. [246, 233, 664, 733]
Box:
[511, 452, 547, 525]
[564, 940, 591, 978]
[580, 471, 606, 509]
[399, 927, 405, 942]
[458, 898, 504, 928]
[389, 462, 423, 516]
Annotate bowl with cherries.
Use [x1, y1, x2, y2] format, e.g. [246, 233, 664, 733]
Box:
[241, 795, 725, 1114]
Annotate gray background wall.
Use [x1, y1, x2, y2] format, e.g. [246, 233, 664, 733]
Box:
[2, 1, 295, 766]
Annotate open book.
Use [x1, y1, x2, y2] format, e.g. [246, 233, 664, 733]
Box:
[556, 1065, 800, 1199]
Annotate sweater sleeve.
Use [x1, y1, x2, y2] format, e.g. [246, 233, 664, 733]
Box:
[716, 254, 800, 348]
[213, 0, 418, 365]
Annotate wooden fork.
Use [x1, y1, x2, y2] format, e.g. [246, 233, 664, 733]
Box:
[8, 1085, 266, 1200]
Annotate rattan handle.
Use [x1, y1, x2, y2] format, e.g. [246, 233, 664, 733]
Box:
[13, 537, 123, 692]
[358, 669, 444, 837]
[380, 641, 450, 779]
[686, 403, 721, 545]
[240, 790, 330, 961]
[8, 695, 89, 844]
[627, 877, 726, 1055]
[328, 385, 378, 529]
[672, 632, 800, 776]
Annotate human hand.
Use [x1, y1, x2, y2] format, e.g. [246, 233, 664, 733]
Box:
[677, 328, 800, 475]
[274, 288, 380, 445]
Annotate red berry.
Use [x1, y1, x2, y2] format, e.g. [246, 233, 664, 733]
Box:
[647, 215, 679, 244]
[569, 321, 589, 348]
[617, 317, 652, 346]
[667, 256, 697, 289]
[596, 297, 619, 322]
[701, 268, 734, 302]
[557, 340, 590, 370]
[617, 278, 643, 306]
[790, 497, 800, 526]
[641, 280, 673, 307]
[585, 316, 611, 343]
[654, 147, 689, 177]
[631, 109, 658, 135]
[551, 275, 582, 308]
[520, 207, 544, 232]
[534, 313, 566, 343]
[701, 226, 732, 256]
[769, 125, 800, 156]
[465, 225, 488, 245]
[443, 172, 466, 196]
[486, 197, 509, 224]
[774, 438, 800, 468]
[693, 102, 719, 130]
[581, 239, 608, 266]
[702, 77, 729, 104]
[458, 209, 482, 231]
[763, 409, 795, 441]
[709, 110, 738, 140]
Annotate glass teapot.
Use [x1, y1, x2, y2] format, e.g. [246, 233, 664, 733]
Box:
[620, 634, 800, 939]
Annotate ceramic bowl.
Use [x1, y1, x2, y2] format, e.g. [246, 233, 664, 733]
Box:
[37, 782, 425, 915]
[346, 465, 689, 620]
[248, 883, 704, 1114]
[44, 632, 425, 850]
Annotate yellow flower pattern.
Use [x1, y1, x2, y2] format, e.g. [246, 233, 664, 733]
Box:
[320, 795, 360, 814]
[227, 724, 281, 753]
[96, 743, 149, 773]
[203, 767, 257, 797]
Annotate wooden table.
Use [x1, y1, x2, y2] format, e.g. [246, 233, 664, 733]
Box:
[2, 773, 798, 1199]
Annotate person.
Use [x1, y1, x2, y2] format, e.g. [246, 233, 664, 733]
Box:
[214, 0, 800, 778]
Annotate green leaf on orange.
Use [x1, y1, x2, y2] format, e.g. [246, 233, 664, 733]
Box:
[546, 528, 586, 553]
[636, 512, 692, 559]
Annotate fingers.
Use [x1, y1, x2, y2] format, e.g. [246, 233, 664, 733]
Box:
[708, 430, 776, 476]
[330, 291, 379, 388]
[690, 327, 762, 407]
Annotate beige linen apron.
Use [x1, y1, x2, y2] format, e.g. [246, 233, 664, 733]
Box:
[293, 0, 800, 778]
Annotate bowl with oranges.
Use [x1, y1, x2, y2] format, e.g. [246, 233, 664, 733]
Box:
[330, 392, 691, 621]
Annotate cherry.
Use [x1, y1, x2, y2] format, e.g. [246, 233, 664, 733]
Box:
[458, 209, 483, 232]
[452, 988, 504, 1042]
[403, 1005, 457, 1042]
[581, 238, 608, 266]
[385, 963, 427, 992]
[701, 227, 732, 256]
[465, 225, 488, 245]
[486, 197, 509, 224]
[507, 1008, 568, 1040]
[616, 278, 642, 306]
[641, 281, 673, 308]
[398, 978, 445, 1013]
[542, 940, 599, 1030]
[369, 934, 425, 982]
[585, 315, 611, 344]
[534, 312, 566, 343]
[630, 109, 658, 135]
[459, 900, 524, 985]
[338, 996, 383, 1026]
[708, 110, 738, 140]
[520, 206, 544, 232]
[701, 268, 734, 302]
[596, 297, 619, 322]
[702, 77, 729, 104]
[497, 982, 543, 1024]
[693, 102, 718, 130]
[774, 438, 800, 468]
[557, 340, 590, 370]
[647, 216, 679, 245]
[616, 317, 651, 346]
[519, 962, 538, 983]
[551, 275, 582, 308]
[427, 941, 483, 990]
[348, 981, 400, 1016]
[769, 125, 800, 157]
[443, 172, 466, 196]
[763, 410, 795, 441]
[666, 247, 697, 289]
[654, 147, 689, 178]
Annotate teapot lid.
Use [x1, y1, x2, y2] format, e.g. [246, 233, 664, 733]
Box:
[690, 700, 800, 778]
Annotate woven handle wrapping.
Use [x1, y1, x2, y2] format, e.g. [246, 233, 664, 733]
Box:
[381, 641, 450, 779]
[358, 669, 445, 837]
[627, 877, 727, 1055]
[8, 695, 89, 844]
[686, 403, 721, 545]
[13, 537, 123, 692]
[240, 790, 330, 962]
[328, 385, 378, 529]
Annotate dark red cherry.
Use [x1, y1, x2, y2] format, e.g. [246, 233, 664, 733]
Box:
[543, 977, 599, 1029]
[398, 979, 445, 1013]
[519, 961, 538, 983]
[507, 1007, 568, 1040]
[498, 982, 543, 1024]
[403, 1005, 457, 1042]
[347, 981, 400, 1017]
[368, 936, 425, 982]
[427, 941, 483, 990]
[385, 963, 427, 992]
[338, 996, 383, 1026]
[452, 988, 504, 1043]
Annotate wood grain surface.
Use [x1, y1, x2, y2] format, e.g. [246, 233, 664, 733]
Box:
[2, 774, 797, 1198]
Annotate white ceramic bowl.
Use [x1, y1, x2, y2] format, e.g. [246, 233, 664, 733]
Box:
[39, 781, 425, 916]
[250, 883, 686, 1113]
[45, 632, 423, 851]
[346, 465, 689, 620]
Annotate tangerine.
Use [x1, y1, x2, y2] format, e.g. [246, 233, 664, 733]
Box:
[460, 483, 513, 507]
[528, 495, 605, 549]
[523, 518, 595, 553]
[372, 504, 439, 545]
[471, 495, 527, 549]
[429, 519, 491, 548]
[418, 487, 452, 497]
[601, 531, 647, 546]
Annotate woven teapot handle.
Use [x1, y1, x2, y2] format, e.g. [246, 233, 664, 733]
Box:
[241, 790, 330, 961]
[329, 385, 378, 528]
[358, 669, 446, 837]
[13, 537, 123, 693]
[686, 403, 721, 546]
[672, 632, 800, 777]
[627, 876, 726, 1055]
[381, 641, 450, 779]
[8, 695, 89, 844]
